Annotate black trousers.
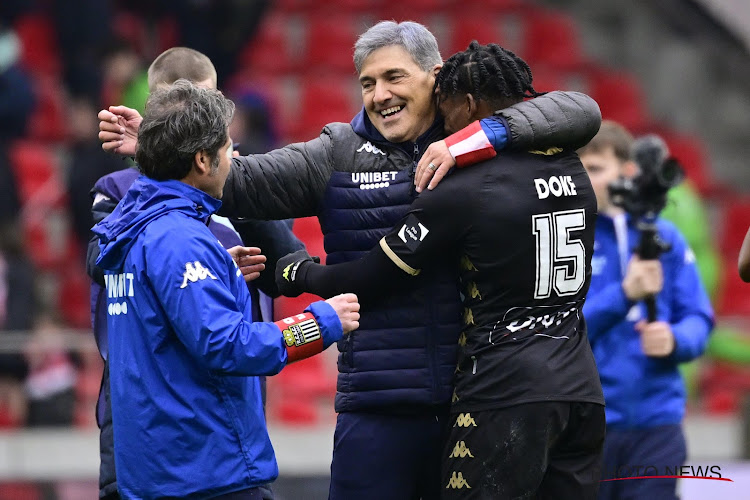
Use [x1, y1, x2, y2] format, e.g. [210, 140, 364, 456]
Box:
[442, 401, 606, 500]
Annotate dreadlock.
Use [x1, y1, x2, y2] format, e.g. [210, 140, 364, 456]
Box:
[435, 41, 542, 109]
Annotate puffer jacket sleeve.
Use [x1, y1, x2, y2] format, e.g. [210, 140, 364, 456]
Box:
[220, 128, 336, 220]
[489, 91, 602, 152]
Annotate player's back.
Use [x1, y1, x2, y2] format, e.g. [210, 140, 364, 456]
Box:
[450, 149, 602, 411]
[464, 149, 595, 323]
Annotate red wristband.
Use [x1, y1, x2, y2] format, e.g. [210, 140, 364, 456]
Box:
[445, 120, 497, 167]
[275, 312, 324, 363]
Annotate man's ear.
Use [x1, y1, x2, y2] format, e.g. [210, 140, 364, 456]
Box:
[432, 64, 442, 78]
[194, 150, 211, 175]
[466, 93, 478, 120]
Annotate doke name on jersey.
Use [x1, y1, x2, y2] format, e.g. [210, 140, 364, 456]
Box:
[534, 175, 577, 199]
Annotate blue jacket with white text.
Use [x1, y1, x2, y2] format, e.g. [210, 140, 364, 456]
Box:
[583, 213, 713, 429]
[93, 176, 342, 499]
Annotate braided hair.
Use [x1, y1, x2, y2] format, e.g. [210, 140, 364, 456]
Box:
[435, 41, 541, 109]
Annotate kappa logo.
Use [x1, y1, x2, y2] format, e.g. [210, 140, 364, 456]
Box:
[180, 261, 218, 288]
[463, 308, 475, 326]
[458, 332, 467, 347]
[356, 141, 386, 156]
[454, 413, 477, 427]
[460, 255, 478, 272]
[449, 441, 474, 458]
[446, 472, 471, 489]
[466, 282, 482, 300]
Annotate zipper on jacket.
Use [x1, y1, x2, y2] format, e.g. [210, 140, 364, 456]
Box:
[428, 275, 441, 404]
[411, 143, 420, 196]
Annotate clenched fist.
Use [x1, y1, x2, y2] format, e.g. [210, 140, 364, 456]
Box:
[636, 320, 675, 357]
[325, 293, 360, 334]
[623, 257, 663, 301]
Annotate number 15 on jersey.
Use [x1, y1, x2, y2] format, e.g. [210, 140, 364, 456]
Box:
[532, 209, 586, 299]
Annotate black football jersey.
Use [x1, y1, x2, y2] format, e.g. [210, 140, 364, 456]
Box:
[381, 150, 604, 411]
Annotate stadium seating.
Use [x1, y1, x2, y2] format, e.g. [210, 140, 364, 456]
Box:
[14, 14, 61, 78]
[304, 14, 360, 75]
[287, 78, 360, 142]
[26, 76, 69, 143]
[586, 68, 650, 131]
[238, 13, 297, 75]
[447, 16, 507, 56]
[520, 10, 588, 72]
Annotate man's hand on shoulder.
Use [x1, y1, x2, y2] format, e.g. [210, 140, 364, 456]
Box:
[276, 249, 320, 297]
[98, 105, 142, 156]
[416, 140, 455, 192]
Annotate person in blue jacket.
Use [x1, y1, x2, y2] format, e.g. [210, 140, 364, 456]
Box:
[87, 47, 303, 500]
[578, 121, 714, 500]
[93, 80, 360, 500]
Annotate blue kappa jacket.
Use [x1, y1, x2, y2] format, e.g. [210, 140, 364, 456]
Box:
[93, 176, 342, 499]
[583, 213, 713, 429]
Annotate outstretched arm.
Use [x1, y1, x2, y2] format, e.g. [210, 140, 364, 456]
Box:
[416, 91, 601, 190]
[277, 176, 469, 301]
[98, 106, 335, 220]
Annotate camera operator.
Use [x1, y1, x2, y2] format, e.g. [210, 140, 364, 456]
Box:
[578, 121, 713, 500]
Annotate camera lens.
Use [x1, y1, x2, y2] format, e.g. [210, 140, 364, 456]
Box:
[656, 158, 684, 188]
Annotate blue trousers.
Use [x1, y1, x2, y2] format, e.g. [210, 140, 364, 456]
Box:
[598, 424, 687, 500]
[329, 410, 450, 500]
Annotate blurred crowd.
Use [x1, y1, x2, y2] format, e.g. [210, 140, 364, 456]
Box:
[0, 0, 278, 430]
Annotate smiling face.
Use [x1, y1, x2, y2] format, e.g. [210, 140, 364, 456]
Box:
[359, 45, 440, 143]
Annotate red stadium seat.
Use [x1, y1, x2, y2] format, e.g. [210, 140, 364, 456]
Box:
[716, 265, 750, 317]
[586, 69, 650, 131]
[14, 14, 62, 77]
[520, 10, 587, 71]
[238, 13, 297, 75]
[8, 141, 64, 204]
[58, 264, 93, 329]
[27, 77, 69, 143]
[699, 361, 750, 414]
[379, 0, 450, 18]
[112, 10, 149, 57]
[449, 0, 524, 12]
[717, 197, 750, 257]
[446, 16, 507, 56]
[8, 141, 71, 270]
[288, 78, 359, 142]
[0, 483, 41, 500]
[304, 14, 360, 75]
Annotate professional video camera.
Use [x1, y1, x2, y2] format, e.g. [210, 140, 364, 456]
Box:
[607, 134, 684, 320]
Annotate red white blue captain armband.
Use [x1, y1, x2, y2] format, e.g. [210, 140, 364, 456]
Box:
[275, 312, 324, 363]
[444, 120, 498, 167]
